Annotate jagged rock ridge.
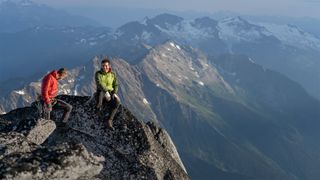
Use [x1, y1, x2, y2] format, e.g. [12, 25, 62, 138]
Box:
[0, 95, 188, 179]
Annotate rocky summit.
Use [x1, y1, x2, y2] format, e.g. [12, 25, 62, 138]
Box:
[0, 95, 188, 180]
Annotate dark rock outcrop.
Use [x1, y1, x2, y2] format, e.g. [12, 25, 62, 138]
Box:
[0, 95, 188, 179]
[0, 132, 104, 180]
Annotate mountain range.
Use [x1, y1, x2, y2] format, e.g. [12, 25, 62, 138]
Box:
[0, 0, 99, 33]
[1, 1, 320, 179]
[110, 13, 320, 100]
[0, 2, 319, 99]
[2, 41, 320, 179]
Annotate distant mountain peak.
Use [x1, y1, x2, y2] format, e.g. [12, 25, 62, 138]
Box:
[147, 13, 184, 29]
[0, 0, 99, 33]
[218, 16, 273, 43]
[193, 16, 218, 29]
[151, 13, 184, 22]
[220, 16, 253, 28]
[258, 22, 320, 50]
[141, 41, 231, 95]
[141, 16, 150, 26]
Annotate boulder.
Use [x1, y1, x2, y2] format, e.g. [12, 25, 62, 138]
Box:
[26, 118, 56, 145]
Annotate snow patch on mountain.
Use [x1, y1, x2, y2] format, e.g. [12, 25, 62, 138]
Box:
[218, 17, 272, 43]
[161, 53, 168, 58]
[198, 81, 205, 86]
[89, 42, 97, 46]
[114, 14, 320, 53]
[99, 34, 107, 39]
[80, 39, 86, 44]
[143, 98, 150, 105]
[113, 30, 124, 39]
[170, 42, 181, 50]
[141, 17, 148, 26]
[14, 90, 25, 95]
[249, 58, 255, 63]
[155, 20, 214, 41]
[141, 31, 152, 41]
[188, 62, 195, 71]
[60, 84, 71, 95]
[194, 72, 200, 78]
[258, 23, 320, 50]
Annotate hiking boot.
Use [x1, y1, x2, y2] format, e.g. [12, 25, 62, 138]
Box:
[62, 118, 69, 124]
[105, 119, 115, 131]
[95, 108, 104, 119]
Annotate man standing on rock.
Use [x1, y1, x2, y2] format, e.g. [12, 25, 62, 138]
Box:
[41, 68, 72, 125]
[95, 58, 120, 130]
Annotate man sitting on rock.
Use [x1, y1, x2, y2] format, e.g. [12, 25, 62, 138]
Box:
[95, 58, 120, 130]
[41, 68, 72, 126]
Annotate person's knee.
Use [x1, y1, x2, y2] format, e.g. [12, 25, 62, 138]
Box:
[114, 97, 120, 106]
[66, 104, 73, 112]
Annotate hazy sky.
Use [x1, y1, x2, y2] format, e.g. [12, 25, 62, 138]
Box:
[32, 0, 320, 18]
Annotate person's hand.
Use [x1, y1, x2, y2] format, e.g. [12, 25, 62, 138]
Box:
[51, 98, 57, 104]
[45, 103, 52, 112]
[105, 91, 111, 101]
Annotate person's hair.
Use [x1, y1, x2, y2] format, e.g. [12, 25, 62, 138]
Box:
[57, 68, 67, 75]
[101, 58, 110, 64]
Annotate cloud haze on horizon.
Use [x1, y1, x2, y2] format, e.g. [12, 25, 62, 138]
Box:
[32, 0, 320, 18]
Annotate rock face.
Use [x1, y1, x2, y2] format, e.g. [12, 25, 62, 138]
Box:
[0, 95, 189, 179]
[0, 133, 104, 180]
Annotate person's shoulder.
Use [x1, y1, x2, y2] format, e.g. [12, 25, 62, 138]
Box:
[42, 72, 54, 83]
[45, 72, 54, 79]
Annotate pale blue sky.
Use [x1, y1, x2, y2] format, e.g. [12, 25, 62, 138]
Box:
[32, 0, 320, 18]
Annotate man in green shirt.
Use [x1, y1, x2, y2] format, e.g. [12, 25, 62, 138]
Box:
[95, 58, 120, 130]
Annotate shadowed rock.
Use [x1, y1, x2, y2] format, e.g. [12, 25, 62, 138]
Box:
[0, 132, 104, 180]
[0, 95, 189, 179]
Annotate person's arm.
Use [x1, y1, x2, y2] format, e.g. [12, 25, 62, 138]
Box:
[112, 73, 118, 94]
[42, 76, 53, 105]
[95, 71, 109, 92]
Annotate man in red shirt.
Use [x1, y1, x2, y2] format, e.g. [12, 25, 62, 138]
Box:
[41, 68, 72, 124]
